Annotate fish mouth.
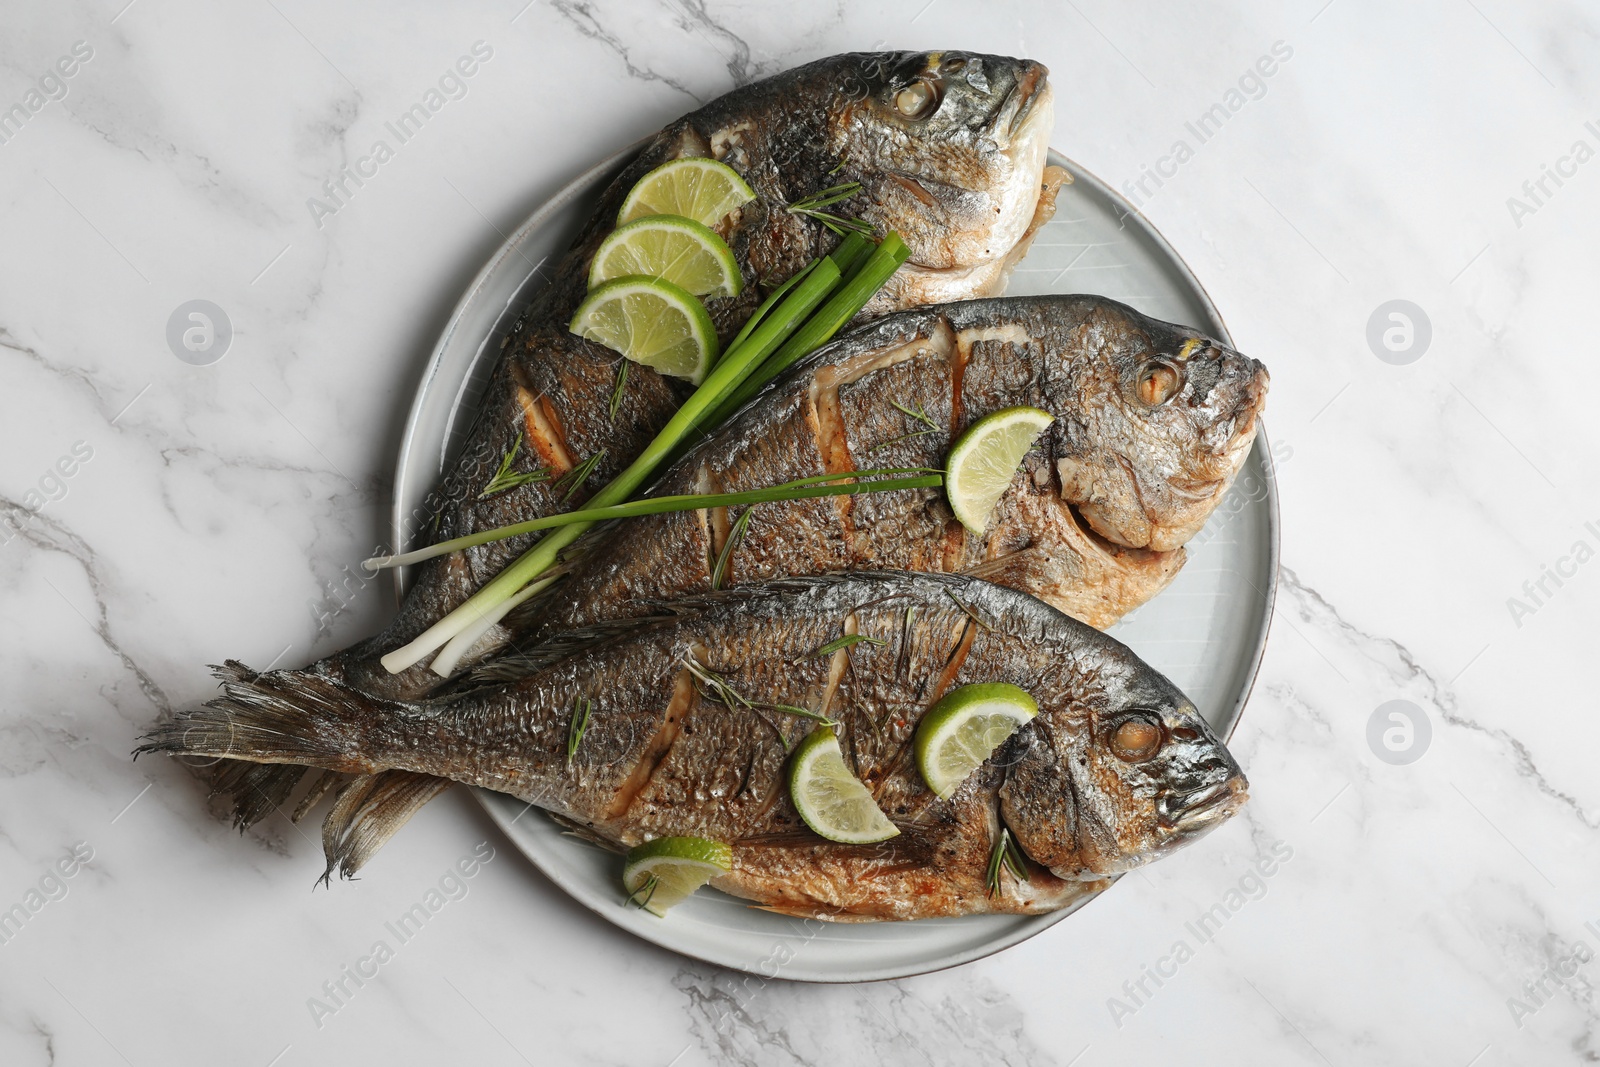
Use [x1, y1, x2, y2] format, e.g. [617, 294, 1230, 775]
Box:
[995, 60, 1049, 140]
[1159, 777, 1248, 831]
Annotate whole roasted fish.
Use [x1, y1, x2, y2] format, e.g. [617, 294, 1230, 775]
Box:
[326, 50, 1061, 705]
[519, 294, 1269, 645]
[143, 573, 1247, 921]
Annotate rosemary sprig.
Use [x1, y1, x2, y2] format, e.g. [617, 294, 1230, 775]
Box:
[891, 400, 939, 430]
[553, 448, 607, 503]
[986, 828, 1031, 897]
[683, 658, 836, 727]
[810, 633, 886, 658]
[566, 697, 592, 764]
[710, 507, 753, 591]
[869, 401, 942, 453]
[608, 360, 629, 421]
[626, 873, 659, 910]
[946, 590, 994, 631]
[478, 432, 550, 499]
[787, 181, 876, 237]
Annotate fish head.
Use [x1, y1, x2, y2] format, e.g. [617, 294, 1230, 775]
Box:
[1052, 302, 1270, 552]
[999, 650, 1247, 880]
[822, 51, 1054, 273]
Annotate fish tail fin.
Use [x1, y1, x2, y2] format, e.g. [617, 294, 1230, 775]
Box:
[319, 771, 453, 884]
[137, 660, 401, 774]
[207, 760, 334, 830]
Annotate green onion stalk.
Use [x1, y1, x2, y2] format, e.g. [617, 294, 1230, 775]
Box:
[381, 233, 911, 678]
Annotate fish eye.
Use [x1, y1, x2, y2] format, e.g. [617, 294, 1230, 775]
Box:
[894, 79, 940, 119]
[1137, 360, 1183, 406]
[1110, 717, 1163, 762]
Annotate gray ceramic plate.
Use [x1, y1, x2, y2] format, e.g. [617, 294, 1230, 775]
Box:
[390, 148, 1278, 983]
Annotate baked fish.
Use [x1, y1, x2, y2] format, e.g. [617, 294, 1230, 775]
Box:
[519, 294, 1270, 646]
[330, 50, 1061, 705]
[142, 573, 1247, 921]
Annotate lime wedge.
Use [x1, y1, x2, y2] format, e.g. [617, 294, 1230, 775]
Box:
[788, 725, 899, 844]
[915, 682, 1039, 800]
[944, 406, 1055, 534]
[569, 275, 718, 384]
[618, 157, 757, 228]
[622, 835, 733, 917]
[589, 215, 743, 299]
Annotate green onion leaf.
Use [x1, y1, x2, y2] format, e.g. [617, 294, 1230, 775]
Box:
[702, 233, 910, 428]
[366, 470, 938, 571]
[379, 232, 910, 678]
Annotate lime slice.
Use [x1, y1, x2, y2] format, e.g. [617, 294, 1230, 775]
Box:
[589, 215, 743, 299]
[945, 406, 1056, 533]
[569, 275, 718, 384]
[622, 836, 733, 917]
[788, 725, 900, 844]
[618, 157, 757, 228]
[915, 682, 1039, 800]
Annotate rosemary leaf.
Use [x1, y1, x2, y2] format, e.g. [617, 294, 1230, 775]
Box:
[553, 449, 607, 503]
[946, 590, 994, 631]
[890, 400, 939, 430]
[478, 432, 550, 499]
[566, 697, 593, 764]
[608, 360, 629, 421]
[684, 658, 836, 726]
[986, 828, 1030, 897]
[626, 873, 659, 910]
[710, 507, 753, 591]
[787, 181, 876, 238]
[810, 633, 887, 658]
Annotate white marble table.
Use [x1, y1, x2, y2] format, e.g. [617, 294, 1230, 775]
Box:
[2, 1, 1595, 1063]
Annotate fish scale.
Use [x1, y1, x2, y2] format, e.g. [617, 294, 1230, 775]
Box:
[142, 572, 1248, 921]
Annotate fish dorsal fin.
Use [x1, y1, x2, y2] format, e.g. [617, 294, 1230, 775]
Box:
[456, 611, 680, 687]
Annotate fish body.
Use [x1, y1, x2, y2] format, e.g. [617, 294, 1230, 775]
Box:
[517, 294, 1269, 644]
[323, 50, 1061, 704]
[144, 573, 1246, 921]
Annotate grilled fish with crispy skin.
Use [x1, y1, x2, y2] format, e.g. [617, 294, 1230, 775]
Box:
[142, 574, 1247, 921]
[517, 294, 1269, 644]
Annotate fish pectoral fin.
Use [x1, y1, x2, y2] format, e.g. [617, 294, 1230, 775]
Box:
[544, 811, 626, 854]
[747, 902, 867, 923]
[320, 771, 454, 884]
[464, 612, 676, 685]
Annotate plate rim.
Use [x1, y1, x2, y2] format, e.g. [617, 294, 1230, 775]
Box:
[390, 145, 1280, 982]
